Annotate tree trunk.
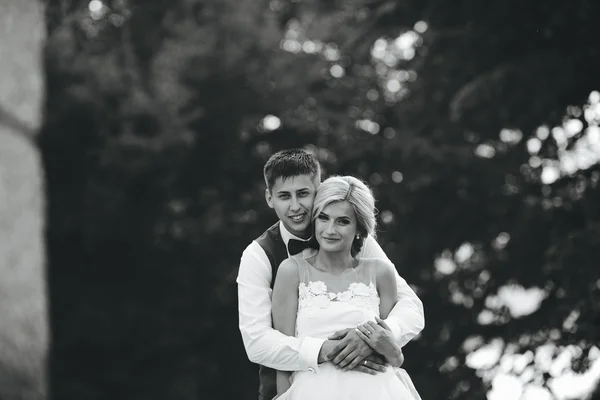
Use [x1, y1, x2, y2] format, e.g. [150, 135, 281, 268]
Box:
[0, 1, 48, 399]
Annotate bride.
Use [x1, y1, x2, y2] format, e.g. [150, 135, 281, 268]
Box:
[272, 175, 422, 400]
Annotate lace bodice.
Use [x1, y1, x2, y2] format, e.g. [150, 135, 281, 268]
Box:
[298, 281, 380, 314]
[290, 254, 382, 339]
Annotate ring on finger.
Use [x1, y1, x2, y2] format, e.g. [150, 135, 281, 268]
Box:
[363, 360, 368, 366]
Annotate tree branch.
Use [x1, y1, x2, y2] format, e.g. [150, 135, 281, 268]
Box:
[0, 103, 36, 140]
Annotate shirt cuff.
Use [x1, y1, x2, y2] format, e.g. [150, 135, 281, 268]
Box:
[384, 315, 405, 343]
[298, 337, 326, 372]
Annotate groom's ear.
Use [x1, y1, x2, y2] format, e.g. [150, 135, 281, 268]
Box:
[265, 188, 274, 209]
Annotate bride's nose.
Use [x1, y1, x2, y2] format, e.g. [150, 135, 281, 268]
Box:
[325, 220, 336, 234]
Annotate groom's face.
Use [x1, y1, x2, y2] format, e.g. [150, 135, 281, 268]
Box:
[265, 174, 317, 239]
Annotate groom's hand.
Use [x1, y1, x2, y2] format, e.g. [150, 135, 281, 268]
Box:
[317, 339, 341, 364]
[352, 354, 388, 375]
[325, 328, 374, 371]
[317, 328, 354, 363]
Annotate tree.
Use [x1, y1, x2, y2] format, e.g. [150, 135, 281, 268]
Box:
[39, 0, 600, 399]
[0, 1, 48, 400]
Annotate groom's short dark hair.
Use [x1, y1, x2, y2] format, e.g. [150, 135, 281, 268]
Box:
[263, 149, 321, 192]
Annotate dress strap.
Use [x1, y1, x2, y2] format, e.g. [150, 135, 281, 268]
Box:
[368, 259, 379, 285]
[355, 258, 378, 286]
[292, 255, 310, 284]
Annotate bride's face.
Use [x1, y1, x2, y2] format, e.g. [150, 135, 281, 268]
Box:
[314, 200, 357, 255]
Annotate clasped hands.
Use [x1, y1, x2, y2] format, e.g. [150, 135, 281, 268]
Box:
[318, 316, 403, 375]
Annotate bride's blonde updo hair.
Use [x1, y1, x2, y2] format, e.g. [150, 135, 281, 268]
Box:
[312, 176, 377, 256]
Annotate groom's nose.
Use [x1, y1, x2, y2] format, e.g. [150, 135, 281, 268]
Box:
[289, 196, 301, 211]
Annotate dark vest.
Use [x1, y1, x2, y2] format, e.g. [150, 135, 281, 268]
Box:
[254, 222, 289, 400]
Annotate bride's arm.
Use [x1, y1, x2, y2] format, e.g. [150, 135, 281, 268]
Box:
[356, 261, 404, 367]
[272, 258, 300, 394]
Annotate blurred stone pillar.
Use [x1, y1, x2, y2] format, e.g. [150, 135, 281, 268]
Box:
[0, 1, 48, 399]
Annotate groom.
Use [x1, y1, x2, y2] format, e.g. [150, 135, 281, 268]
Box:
[237, 148, 425, 400]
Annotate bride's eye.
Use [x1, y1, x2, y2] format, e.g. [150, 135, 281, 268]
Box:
[317, 214, 328, 221]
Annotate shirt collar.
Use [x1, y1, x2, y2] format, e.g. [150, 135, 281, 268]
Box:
[279, 221, 312, 246]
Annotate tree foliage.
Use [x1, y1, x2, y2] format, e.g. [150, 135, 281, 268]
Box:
[40, 0, 600, 399]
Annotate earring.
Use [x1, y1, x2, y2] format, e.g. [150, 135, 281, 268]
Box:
[355, 234, 360, 240]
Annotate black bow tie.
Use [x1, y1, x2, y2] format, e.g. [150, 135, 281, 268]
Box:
[288, 238, 317, 255]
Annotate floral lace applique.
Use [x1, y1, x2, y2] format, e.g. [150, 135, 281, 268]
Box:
[298, 281, 379, 312]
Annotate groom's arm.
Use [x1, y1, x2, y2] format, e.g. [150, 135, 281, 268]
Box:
[237, 242, 325, 371]
[361, 236, 425, 347]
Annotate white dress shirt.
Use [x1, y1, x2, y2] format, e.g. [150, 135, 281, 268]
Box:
[237, 221, 425, 372]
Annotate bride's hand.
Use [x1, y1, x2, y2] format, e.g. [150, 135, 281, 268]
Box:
[326, 328, 374, 371]
[355, 317, 404, 368]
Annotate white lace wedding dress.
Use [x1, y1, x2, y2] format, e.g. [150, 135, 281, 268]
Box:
[277, 254, 422, 400]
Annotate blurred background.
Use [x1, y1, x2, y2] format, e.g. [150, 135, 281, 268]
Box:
[2, 0, 600, 399]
